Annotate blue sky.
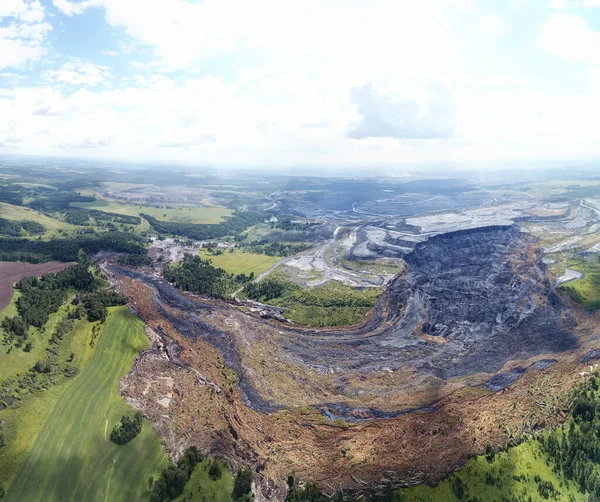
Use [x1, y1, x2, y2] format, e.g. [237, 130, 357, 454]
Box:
[0, 0, 599, 167]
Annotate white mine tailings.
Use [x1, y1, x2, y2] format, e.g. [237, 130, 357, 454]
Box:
[555, 269, 584, 287]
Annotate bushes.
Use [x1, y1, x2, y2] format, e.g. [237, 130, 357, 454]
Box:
[109, 412, 143, 445]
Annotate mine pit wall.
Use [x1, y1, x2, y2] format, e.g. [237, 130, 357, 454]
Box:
[104, 222, 591, 500]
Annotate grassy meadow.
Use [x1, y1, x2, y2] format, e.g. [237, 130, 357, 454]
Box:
[0, 300, 97, 493]
[199, 248, 279, 276]
[4, 307, 166, 502]
[72, 198, 231, 224]
[558, 257, 600, 311]
[0, 202, 78, 238]
[399, 440, 583, 502]
[173, 460, 234, 502]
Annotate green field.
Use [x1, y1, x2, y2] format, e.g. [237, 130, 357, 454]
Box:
[1, 291, 68, 382]
[558, 257, 600, 311]
[5, 307, 166, 502]
[173, 460, 234, 502]
[72, 198, 231, 224]
[247, 274, 382, 327]
[399, 441, 582, 502]
[199, 249, 279, 276]
[0, 202, 77, 238]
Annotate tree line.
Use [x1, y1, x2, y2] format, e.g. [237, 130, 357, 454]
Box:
[0, 218, 45, 237]
[0, 231, 147, 263]
[142, 210, 266, 241]
[539, 373, 600, 498]
[164, 254, 250, 297]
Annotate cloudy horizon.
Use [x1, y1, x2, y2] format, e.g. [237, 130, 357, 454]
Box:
[1, 0, 599, 167]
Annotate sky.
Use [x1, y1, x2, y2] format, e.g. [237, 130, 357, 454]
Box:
[0, 0, 599, 168]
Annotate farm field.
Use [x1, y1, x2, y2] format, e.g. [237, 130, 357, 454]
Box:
[173, 460, 234, 502]
[72, 198, 232, 224]
[0, 202, 77, 238]
[0, 311, 96, 493]
[0, 261, 71, 311]
[199, 249, 279, 276]
[5, 307, 166, 502]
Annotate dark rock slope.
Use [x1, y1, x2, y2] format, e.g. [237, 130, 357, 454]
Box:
[284, 224, 577, 378]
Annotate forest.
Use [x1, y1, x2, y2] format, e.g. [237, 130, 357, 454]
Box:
[142, 210, 266, 240]
[0, 218, 45, 237]
[164, 254, 251, 297]
[0, 231, 147, 263]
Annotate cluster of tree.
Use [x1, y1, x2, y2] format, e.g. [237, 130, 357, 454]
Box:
[28, 192, 95, 212]
[539, 374, 600, 498]
[0, 186, 24, 205]
[0, 231, 147, 263]
[0, 317, 79, 409]
[110, 412, 143, 445]
[232, 469, 253, 501]
[243, 241, 310, 257]
[64, 207, 141, 226]
[284, 473, 332, 502]
[243, 279, 286, 302]
[11, 264, 95, 331]
[0, 420, 5, 449]
[235, 271, 255, 284]
[117, 254, 152, 267]
[75, 290, 128, 323]
[149, 447, 203, 502]
[142, 210, 266, 241]
[0, 218, 45, 236]
[164, 255, 232, 297]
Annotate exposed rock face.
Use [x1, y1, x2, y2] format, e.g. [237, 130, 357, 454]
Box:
[286, 224, 576, 381]
[110, 223, 586, 499]
[114, 224, 577, 418]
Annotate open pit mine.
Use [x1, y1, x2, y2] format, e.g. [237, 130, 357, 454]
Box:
[103, 203, 600, 500]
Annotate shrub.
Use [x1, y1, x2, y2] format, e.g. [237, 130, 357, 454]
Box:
[208, 461, 222, 480]
[110, 412, 143, 445]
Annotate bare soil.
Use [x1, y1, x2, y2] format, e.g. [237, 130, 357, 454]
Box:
[0, 261, 71, 311]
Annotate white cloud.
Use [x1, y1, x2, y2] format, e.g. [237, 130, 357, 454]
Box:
[535, 13, 600, 64]
[1, 0, 599, 165]
[52, 0, 98, 16]
[0, 0, 28, 19]
[475, 15, 511, 37]
[0, 0, 49, 69]
[549, 0, 600, 7]
[44, 61, 112, 87]
[347, 84, 456, 139]
[548, 0, 571, 8]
